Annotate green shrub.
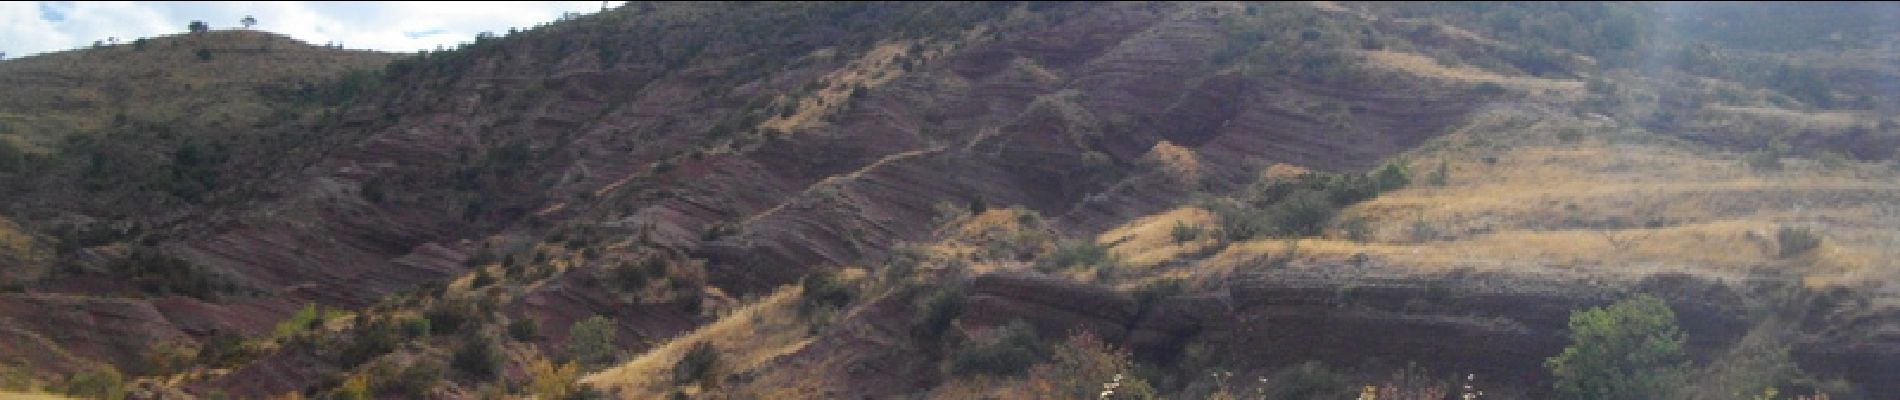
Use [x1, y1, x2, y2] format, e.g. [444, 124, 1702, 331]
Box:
[388, 360, 444, 398]
[1546, 294, 1689, 400]
[672, 341, 718, 386]
[1776, 226, 1821, 258]
[1039, 239, 1114, 272]
[911, 286, 968, 346]
[401, 316, 432, 338]
[798, 270, 855, 317]
[1170, 221, 1204, 244]
[0, 138, 23, 173]
[1213, 203, 1271, 241]
[61, 367, 126, 400]
[1340, 215, 1372, 242]
[272, 303, 323, 340]
[338, 317, 400, 367]
[1373, 160, 1411, 191]
[424, 300, 480, 335]
[1262, 361, 1354, 400]
[506, 318, 537, 341]
[610, 259, 655, 291]
[470, 269, 497, 288]
[1473, 81, 1508, 96]
[947, 320, 1048, 377]
[1268, 190, 1337, 237]
[109, 247, 236, 299]
[452, 336, 500, 380]
[567, 315, 619, 368]
[195, 331, 247, 367]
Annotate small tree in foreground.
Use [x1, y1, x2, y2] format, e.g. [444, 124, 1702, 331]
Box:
[1546, 294, 1688, 400]
[528, 357, 581, 400]
[1025, 332, 1156, 399]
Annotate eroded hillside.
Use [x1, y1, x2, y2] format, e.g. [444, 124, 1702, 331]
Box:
[2, 1, 1898, 399]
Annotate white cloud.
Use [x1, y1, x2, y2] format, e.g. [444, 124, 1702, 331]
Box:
[0, 1, 626, 59]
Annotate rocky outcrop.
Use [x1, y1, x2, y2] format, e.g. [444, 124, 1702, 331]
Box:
[962, 271, 1139, 342]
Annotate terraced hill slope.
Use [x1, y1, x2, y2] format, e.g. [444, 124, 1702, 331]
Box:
[1, 2, 1897, 399]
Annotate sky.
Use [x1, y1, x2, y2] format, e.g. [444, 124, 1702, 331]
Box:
[0, 1, 627, 59]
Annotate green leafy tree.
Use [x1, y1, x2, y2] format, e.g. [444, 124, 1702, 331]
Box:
[1546, 294, 1689, 400]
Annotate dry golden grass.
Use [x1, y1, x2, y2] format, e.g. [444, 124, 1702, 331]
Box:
[1097, 207, 1218, 268]
[761, 41, 933, 134]
[1100, 108, 1900, 288]
[1141, 140, 1203, 187]
[1349, 127, 1893, 284]
[1702, 105, 1877, 132]
[1355, 50, 1585, 95]
[580, 286, 815, 396]
[929, 208, 1050, 258]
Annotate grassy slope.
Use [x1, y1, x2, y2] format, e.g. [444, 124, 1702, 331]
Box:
[0, 30, 393, 151]
[1119, 110, 1899, 289]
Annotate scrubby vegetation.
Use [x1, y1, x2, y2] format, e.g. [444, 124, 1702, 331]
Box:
[58, 367, 126, 400]
[1208, 160, 1411, 241]
[1775, 226, 1822, 258]
[103, 247, 238, 299]
[911, 284, 969, 348]
[947, 320, 1049, 377]
[451, 335, 501, 380]
[1025, 332, 1158, 399]
[567, 315, 620, 368]
[672, 341, 719, 387]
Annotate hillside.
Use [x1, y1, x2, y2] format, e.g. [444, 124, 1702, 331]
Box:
[1, 2, 1897, 399]
[0, 29, 395, 274]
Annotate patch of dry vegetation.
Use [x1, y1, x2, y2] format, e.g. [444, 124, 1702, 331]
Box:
[1097, 207, 1218, 269]
[1355, 49, 1584, 96]
[760, 40, 947, 134]
[580, 286, 816, 397]
[1149, 108, 1900, 288]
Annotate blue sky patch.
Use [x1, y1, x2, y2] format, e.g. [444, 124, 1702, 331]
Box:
[39, 2, 70, 23]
